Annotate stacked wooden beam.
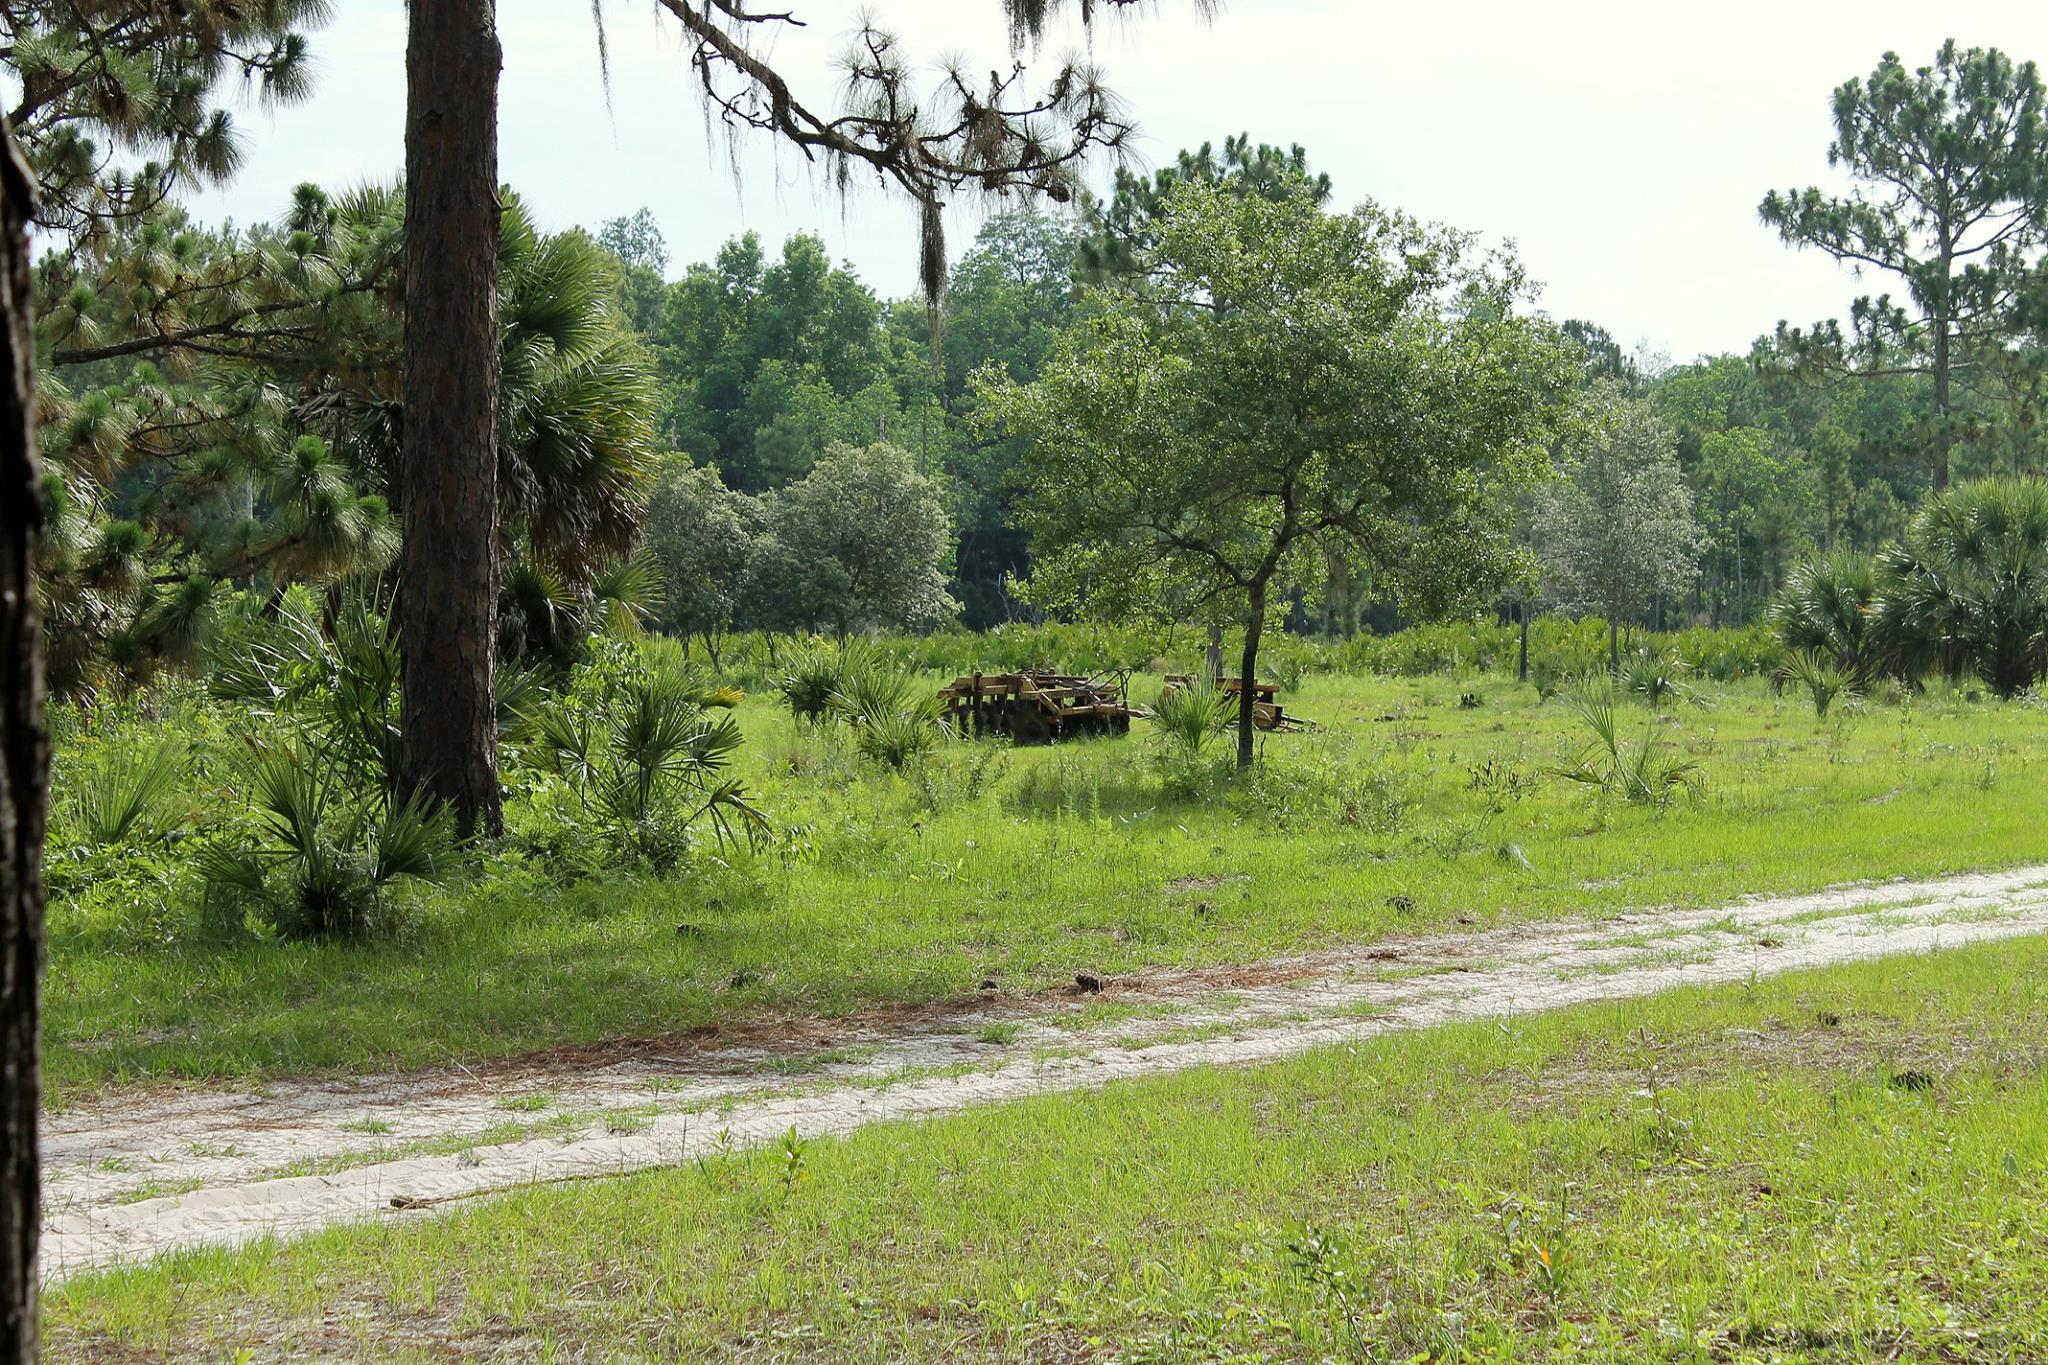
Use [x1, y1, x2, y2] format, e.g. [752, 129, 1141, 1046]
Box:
[936, 670, 1144, 744]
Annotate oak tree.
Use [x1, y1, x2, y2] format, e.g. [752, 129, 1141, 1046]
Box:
[986, 179, 1573, 769]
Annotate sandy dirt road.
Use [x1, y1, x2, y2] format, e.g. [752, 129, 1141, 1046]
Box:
[42, 862, 2048, 1281]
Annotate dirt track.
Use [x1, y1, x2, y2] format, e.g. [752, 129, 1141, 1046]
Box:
[41, 862, 2048, 1281]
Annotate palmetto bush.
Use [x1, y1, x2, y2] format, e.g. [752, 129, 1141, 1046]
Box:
[828, 657, 948, 771]
[848, 701, 949, 771]
[1770, 550, 1881, 683]
[519, 653, 767, 868]
[209, 585, 405, 790]
[1614, 648, 1699, 710]
[1871, 477, 2048, 697]
[778, 646, 851, 725]
[71, 736, 186, 848]
[1548, 686, 1700, 807]
[197, 740, 454, 941]
[1150, 678, 1235, 758]
[1148, 678, 1236, 798]
[1784, 648, 1855, 718]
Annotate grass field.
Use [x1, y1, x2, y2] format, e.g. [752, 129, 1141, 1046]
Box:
[44, 932, 2048, 1362]
[42, 668, 2048, 1099]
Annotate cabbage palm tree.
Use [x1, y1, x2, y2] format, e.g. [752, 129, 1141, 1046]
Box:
[1871, 477, 2048, 695]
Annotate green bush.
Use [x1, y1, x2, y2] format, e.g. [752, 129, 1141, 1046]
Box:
[828, 657, 948, 771]
[1548, 687, 1701, 807]
[516, 647, 767, 870]
[196, 739, 455, 942]
[1773, 478, 2048, 697]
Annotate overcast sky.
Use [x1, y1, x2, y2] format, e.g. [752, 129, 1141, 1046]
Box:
[188, 1, 2048, 362]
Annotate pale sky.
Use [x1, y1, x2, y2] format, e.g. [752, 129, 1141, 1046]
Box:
[189, 1, 2048, 362]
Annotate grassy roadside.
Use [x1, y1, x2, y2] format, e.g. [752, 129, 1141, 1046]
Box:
[44, 672, 2048, 1098]
[47, 933, 2048, 1363]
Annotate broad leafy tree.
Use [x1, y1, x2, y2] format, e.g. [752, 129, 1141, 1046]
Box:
[644, 458, 757, 665]
[596, 207, 669, 334]
[1533, 385, 1706, 666]
[746, 441, 956, 638]
[656, 232, 898, 488]
[887, 207, 1083, 624]
[986, 179, 1572, 768]
[1761, 42, 2048, 492]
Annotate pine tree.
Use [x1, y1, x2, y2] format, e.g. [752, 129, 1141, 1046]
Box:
[3, 0, 323, 246]
[0, 118, 38, 1360]
[1761, 42, 2048, 491]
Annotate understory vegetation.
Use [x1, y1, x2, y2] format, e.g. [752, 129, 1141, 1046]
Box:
[45, 934, 2048, 1362]
[42, 626, 2048, 1099]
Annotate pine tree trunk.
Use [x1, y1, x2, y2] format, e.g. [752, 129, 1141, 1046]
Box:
[400, 0, 504, 839]
[0, 122, 47, 1365]
[1932, 322, 1952, 492]
[1517, 602, 1530, 683]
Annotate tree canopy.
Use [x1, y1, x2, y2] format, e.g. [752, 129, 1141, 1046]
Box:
[1760, 41, 2048, 490]
[985, 177, 1573, 764]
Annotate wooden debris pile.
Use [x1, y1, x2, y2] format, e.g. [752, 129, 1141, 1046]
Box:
[937, 670, 1145, 744]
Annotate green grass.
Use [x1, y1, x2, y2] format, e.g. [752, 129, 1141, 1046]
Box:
[45, 936, 2048, 1363]
[41, 672, 2048, 1098]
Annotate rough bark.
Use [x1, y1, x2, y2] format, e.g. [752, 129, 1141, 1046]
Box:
[400, 0, 504, 838]
[0, 118, 46, 1365]
[1931, 317, 1952, 493]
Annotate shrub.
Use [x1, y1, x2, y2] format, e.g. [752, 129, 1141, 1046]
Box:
[1871, 476, 2048, 696]
[1615, 648, 1697, 710]
[197, 740, 454, 941]
[518, 653, 768, 869]
[828, 658, 948, 771]
[208, 585, 404, 793]
[1149, 679, 1235, 759]
[1548, 687, 1700, 807]
[1773, 478, 2048, 697]
[1770, 550, 1880, 681]
[777, 647, 848, 725]
[1783, 648, 1855, 718]
[71, 736, 184, 848]
[1147, 678, 1236, 798]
